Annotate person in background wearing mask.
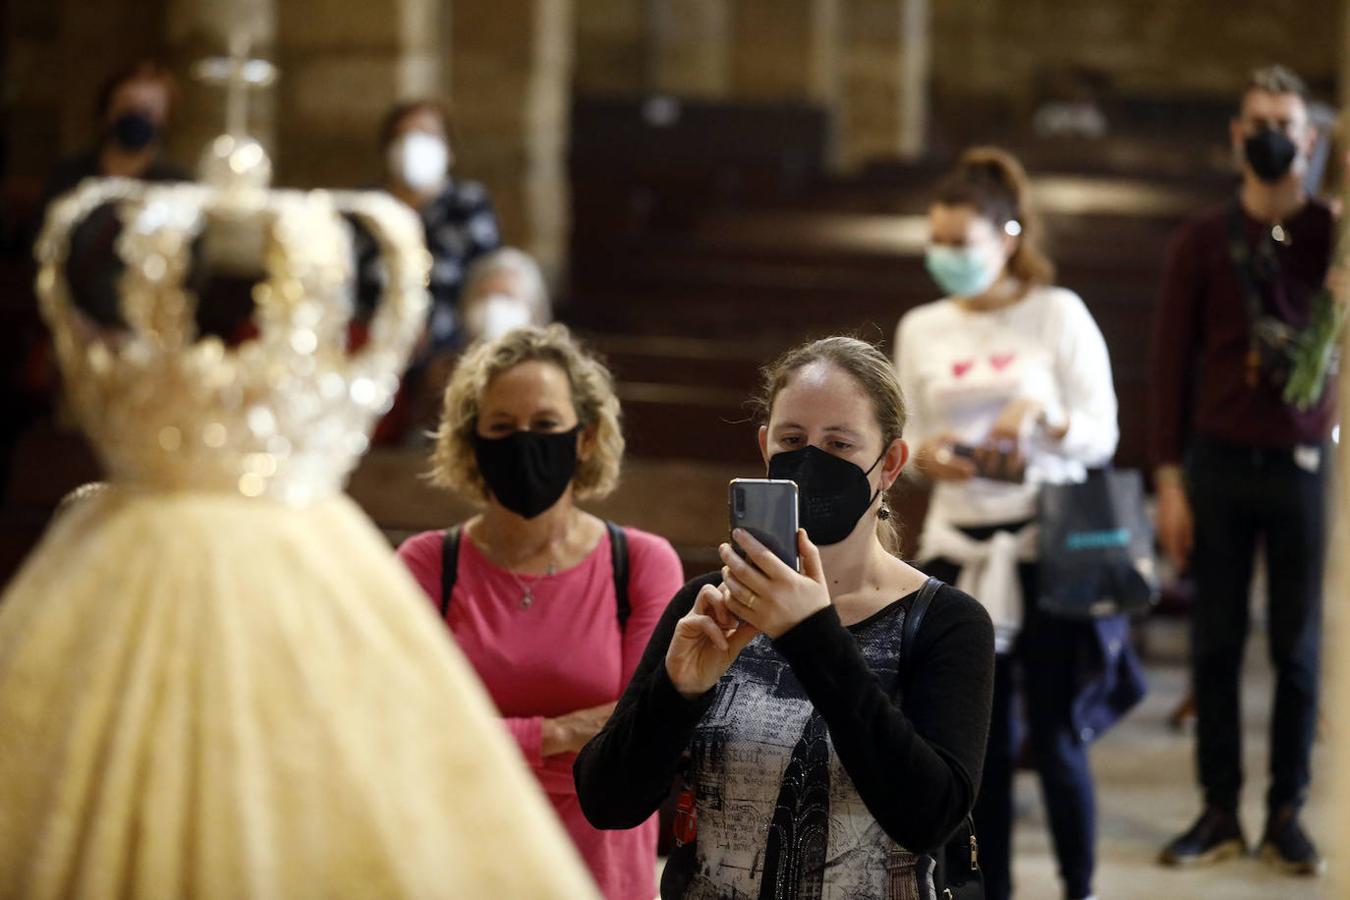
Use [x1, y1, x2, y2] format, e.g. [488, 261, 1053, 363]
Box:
[356, 99, 501, 443]
[397, 325, 684, 900]
[34, 62, 188, 326]
[39, 61, 185, 210]
[358, 99, 500, 356]
[895, 147, 1140, 900]
[1152, 65, 1333, 877]
[459, 247, 552, 345]
[575, 336, 995, 900]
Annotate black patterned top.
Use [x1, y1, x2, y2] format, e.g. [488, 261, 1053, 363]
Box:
[353, 178, 500, 357]
[575, 573, 994, 899]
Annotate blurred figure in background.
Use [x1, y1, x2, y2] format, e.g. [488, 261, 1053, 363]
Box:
[896, 146, 1140, 900]
[15, 61, 190, 471]
[39, 61, 186, 214]
[35, 61, 188, 328]
[1153, 65, 1333, 878]
[357, 99, 501, 443]
[459, 247, 552, 345]
[358, 99, 500, 357]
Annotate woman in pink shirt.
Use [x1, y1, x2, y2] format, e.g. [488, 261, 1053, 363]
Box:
[398, 325, 684, 900]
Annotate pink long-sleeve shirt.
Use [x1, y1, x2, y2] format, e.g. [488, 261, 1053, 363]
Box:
[397, 524, 684, 900]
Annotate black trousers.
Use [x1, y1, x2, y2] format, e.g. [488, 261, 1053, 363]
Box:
[1186, 439, 1326, 815]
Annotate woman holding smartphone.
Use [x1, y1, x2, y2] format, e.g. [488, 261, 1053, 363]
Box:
[894, 147, 1142, 900]
[397, 325, 685, 900]
[574, 336, 995, 899]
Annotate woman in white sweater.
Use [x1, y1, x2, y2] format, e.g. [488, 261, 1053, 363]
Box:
[894, 147, 1130, 900]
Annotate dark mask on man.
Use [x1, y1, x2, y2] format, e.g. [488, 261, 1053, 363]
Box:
[1243, 127, 1298, 183]
[472, 426, 580, 519]
[768, 444, 884, 546]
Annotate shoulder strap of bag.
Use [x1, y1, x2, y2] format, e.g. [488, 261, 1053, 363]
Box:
[899, 577, 983, 897]
[901, 576, 942, 677]
[439, 525, 462, 619]
[1225, 197, 1281, 387]
[1225, 198, 1275, 323]
[440, 522, 630, 633]
[606, 520, 631, 632]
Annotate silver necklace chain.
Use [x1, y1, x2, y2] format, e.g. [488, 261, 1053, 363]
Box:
[477, 515, 574, 609]
[504, 560, 559, 609]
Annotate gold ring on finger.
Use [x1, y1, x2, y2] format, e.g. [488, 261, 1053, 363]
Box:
[742, 591, 758, 610]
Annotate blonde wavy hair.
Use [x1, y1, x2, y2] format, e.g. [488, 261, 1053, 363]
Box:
[429, 324, 625, 502]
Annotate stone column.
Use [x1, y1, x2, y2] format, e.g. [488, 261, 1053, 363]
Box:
[449, 0, 573, 287]
[273, 0, 441, 188]
[648, 0, 732, 99]
[837, 0, 929, 171]
[7, 0, 169, 172]
[572, 0, 645, 95]
[1329, 152, 1350, 897]
[1341, 0, 1350, 112]
[730, 0, 834, 103]
[164, 0, 276, 170]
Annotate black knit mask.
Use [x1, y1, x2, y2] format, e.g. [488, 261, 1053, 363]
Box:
[768, 445, 884, 545]
[472, 426, 580, 519]
[1244, 127, 1298, 183]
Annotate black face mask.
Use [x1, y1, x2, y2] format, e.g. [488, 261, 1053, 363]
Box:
[472, 426, 579, 519]
[768, 444, 884, 546]
[1244, 127, 1298, 183]
[110, 112, 158, 151]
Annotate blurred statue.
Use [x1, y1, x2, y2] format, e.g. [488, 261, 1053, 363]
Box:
[0, 45, 597, 899]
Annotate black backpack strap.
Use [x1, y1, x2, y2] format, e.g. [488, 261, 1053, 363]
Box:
[901, 576, 942, 677]
[606, 521, 631, 632]
[439, 525, 462, 619]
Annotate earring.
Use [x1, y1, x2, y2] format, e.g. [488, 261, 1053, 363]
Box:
[878, 503, 892, 521]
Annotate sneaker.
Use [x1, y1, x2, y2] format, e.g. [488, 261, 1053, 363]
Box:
[1159, 806, 1248, 866]
[1258, 807, 1325, 876]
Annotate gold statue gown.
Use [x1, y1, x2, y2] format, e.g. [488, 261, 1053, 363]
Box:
[0, 143, 599, 899]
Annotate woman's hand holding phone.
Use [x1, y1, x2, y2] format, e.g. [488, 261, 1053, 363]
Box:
[916, 434, 977, 482]
[665, 582, 760, 699]
[719, 528, 830, 640]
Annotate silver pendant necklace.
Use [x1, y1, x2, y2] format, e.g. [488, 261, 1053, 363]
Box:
[506, 561, 558, 609]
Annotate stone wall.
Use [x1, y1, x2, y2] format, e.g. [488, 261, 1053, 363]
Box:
[5, 0, 171, 178]
[274, 0, 441, 188]
[570, 0, 1346, 166]
[572, 0, 646, 95]
[929, 0, 1342, 112]
[449, 0, 573, 284]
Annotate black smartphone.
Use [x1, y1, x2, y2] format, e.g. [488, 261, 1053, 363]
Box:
[952, 443, 1027, 483]
[728, 478, 800, 572]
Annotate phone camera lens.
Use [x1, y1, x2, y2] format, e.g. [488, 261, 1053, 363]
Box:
[734, 488, 745, 512]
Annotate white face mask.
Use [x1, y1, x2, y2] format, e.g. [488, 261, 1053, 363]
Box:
[388, 132, 448, 192]
[466, 294, 534, 341]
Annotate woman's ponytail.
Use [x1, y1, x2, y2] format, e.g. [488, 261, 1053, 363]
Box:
[934, 146, 1055, 286]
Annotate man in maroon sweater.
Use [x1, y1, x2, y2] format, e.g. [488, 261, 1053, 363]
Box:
[1152, 66, 1333, 877]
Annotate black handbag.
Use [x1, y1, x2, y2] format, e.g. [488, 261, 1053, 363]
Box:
[1036, 468, 1158, 619]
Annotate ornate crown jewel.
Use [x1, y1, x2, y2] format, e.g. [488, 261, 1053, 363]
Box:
[34, 46, 431, 506]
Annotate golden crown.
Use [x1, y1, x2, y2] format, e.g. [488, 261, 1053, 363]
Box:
[34, 70, 431, 505]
